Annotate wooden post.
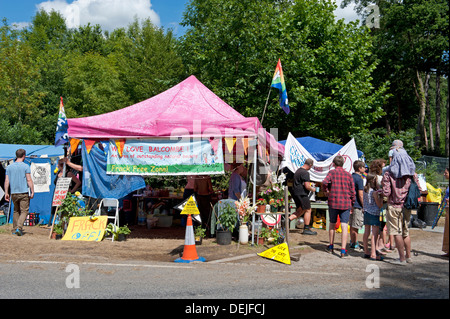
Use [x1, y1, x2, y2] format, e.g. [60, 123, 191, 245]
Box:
[284, 185, 289, 244]
[48, 206, 59, 239]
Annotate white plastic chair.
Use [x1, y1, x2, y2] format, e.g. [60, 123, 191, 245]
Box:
[98, 198, 119, 241]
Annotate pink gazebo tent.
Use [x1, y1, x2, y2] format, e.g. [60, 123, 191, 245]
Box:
[67, 75, 284, 156]
[67, 75, 284, 245]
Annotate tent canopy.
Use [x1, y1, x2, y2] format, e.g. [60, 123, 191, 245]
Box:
[0, 144, 65, 161]
[0, 143, 65, 225]
[67, 75, 283, 156]
[279, 136, 364, 161]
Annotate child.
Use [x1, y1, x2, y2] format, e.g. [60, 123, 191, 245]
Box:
[363, 173, 384, 261]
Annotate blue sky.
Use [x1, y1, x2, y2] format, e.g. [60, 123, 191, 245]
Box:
[1, 0, 358, 36]
[0, 0, 191, 35]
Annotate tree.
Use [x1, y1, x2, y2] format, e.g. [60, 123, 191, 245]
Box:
[108, 19, 185, 105]
[341, 0, 449, 155]
[0, 20, 45, 130]
[179, 0, 387, 142]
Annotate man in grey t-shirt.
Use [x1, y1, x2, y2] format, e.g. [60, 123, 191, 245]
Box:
[4, 149, 34, 236]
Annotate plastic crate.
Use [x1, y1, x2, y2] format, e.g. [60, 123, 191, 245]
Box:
[0, 215, 7, 226]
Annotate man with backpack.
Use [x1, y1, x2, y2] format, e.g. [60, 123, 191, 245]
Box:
[382, 145, 423, 265]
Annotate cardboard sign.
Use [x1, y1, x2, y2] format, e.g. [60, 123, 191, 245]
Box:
[62, 216, 108, 241]
[257, 242, 291, 265]
[52, 177, 72, 207]
[180, 196, 200, 215]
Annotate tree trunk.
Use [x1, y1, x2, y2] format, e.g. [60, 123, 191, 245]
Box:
[425, 72, 433, 152]
[413, 70, 427, 149]
[435, 70, 441, 154]
[446, 77, 449, 158]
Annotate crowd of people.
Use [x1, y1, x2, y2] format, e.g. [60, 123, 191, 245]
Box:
[288, 140, 449, 264]
[3, 141, 449, 265]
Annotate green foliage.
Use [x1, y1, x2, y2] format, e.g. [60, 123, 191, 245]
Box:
[53, 223, 64, 235]
[217, 203, 238, 232]
[352, 128, 422, 162]
[0, 12, 184, 144]
[194, 226, 206, 238]
[58, 193, 91, 222]
[179, 0, 388, 141]
[106, 223, 131, 240]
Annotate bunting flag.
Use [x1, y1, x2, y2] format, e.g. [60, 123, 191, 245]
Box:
[209, 138, 220, 156]
[271, 59, 290, 115]
[55, 97, 69, 147]
[115, 139, 126, 157]
[224, 137, 236, 153]
[84, 139, 96, 154]
[242, 138, 249, 155]
[70, 138, 81, 154]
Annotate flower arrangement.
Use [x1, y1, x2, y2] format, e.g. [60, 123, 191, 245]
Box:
[258, 172, 286, 209]
[235, 196, 256, 225]
[260, 227, 283, 244]
[256, 197, 267, 206]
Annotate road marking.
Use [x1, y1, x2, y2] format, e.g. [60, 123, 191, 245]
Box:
[272, 270, 340, 276]
[7, 260, 194, 269]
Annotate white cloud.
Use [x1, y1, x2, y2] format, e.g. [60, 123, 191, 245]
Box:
[334, 0, 360, 24]
[36, 0, 160, 31]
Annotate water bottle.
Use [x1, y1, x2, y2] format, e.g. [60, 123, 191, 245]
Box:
[138, 210, 146, 225]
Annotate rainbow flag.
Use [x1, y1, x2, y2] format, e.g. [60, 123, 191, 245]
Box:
[271, 59, 290, 115]
[55, 97, 69, 147]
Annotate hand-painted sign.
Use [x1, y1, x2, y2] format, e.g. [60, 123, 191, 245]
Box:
[62, 216, 108, 241]
[107, 139, 224, 175]
[52, 177, 72, 207]
[257, 242, 291, 265]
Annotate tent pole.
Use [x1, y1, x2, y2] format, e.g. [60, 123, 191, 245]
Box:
[251, 138, 258, 246]
[260, 87, 272, 125]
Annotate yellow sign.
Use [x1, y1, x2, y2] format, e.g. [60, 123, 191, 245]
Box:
[180, 196, 200, 215]
[257, 242, 291, 265]
[62, 216, 108, 241]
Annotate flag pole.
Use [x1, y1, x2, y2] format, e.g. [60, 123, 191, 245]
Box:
[260, 87, 272, 125]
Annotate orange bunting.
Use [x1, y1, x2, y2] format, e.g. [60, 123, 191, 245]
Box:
[84, 139, 96, 154]
[242, 138, 249, 155]
[70, 138, 80, 154]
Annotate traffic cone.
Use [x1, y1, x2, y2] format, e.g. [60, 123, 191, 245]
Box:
[174, 214, 205, 263]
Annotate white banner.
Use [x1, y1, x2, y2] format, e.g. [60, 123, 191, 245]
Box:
[107, 139, 224, 176]
[282, 133, 359, 182]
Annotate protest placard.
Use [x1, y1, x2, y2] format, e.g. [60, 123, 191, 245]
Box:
[62, 216, 108, 241]
[52, 177, 72, 207]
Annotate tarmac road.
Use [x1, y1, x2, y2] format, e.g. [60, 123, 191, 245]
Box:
[0, 227, 449, 308]
[0, 227, 448, 302]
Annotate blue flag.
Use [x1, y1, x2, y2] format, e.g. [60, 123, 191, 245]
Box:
[55, 97, 69, 147]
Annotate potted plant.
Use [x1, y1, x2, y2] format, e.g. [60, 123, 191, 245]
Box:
[52, 224, 64, 240]
[116, 225, 131, 241]
[106, 223, 131, 241]
[216, 202, 237, 245]
[256, 197, 267, 213]
[194, 226, 206, 245]
[258, 227, 270, 245]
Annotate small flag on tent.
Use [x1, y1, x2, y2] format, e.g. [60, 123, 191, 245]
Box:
[115, 139, 126, 157]
[271, 59, 290, 115]
[70, 138, 80, 154]
[55, 97, 69, 147]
